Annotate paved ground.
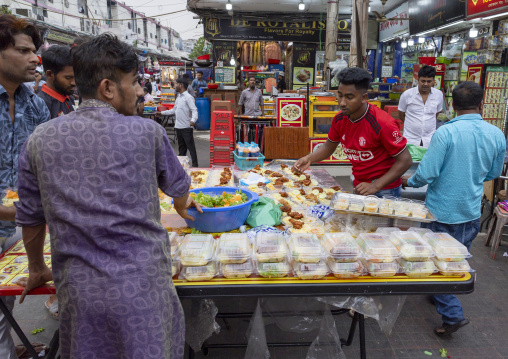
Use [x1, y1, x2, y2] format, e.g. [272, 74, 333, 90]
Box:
[9, 132, 508, 358]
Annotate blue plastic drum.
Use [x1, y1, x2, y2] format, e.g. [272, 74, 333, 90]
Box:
[195, 97, 211, 130]
[185, 187, 259, 233]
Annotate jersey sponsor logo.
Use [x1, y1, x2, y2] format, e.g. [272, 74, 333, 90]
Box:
[392, 131, 404, 144]
[343, 146, 374, 162]
[359, 136, 366, 147]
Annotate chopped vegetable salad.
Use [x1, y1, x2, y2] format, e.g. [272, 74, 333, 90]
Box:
[191, 190, 248, 207]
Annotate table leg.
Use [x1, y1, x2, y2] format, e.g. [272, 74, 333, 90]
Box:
[359, 313, 366, 359]
[45, 328, 59, 359]
[341, 311, 359, 346]
[0, 298, 39, 359]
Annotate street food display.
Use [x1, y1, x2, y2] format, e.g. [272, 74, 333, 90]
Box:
[1, 189, 18, 207]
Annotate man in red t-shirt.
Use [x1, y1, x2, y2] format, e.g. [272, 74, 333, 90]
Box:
[295, 67, 412, 197]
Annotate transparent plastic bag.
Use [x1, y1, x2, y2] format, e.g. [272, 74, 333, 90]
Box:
[306, 304, 347, 359]
[183, 299, 221, 352]
[245, 300, 270, 359]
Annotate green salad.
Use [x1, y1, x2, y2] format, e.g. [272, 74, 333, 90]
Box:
[191, 190, 248, 208]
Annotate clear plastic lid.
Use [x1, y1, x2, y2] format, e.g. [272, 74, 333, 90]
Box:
[331, 192, 350, 210]
[423, 233, 471, 261]
[400, 259, 437, 278]
[292, 259, 329, 280]
[432, 258, 471, 276]
[348, 196, 365, 212]
[181, 262, 217, 281]
[221, 259, 254, 279]
[389, 232, 435, 261]
[288, 233, 323, 263]
[178, 234, 215, 266]
[171, 258, 180, 277]
[169, 232, 179, 258]
[375, 227, 403, 235]
[322, 233, 363, 262]
[254, 233, 287, 263]
[364, 260, 400, 278]
[216, 234, 251, 264]
[407, 227, 433, 237]
[378, 198, 395, 215]
[364, 195, 380, 213]
[257, 259, 291, 278]
[326, 258, 365, 278]
[356, 233, 399, 262]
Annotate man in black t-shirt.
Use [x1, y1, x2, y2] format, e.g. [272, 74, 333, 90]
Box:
[276, 73, 286, 93]
[37, 45, 76, 118]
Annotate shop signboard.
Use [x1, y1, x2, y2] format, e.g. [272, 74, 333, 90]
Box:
[466, 64, 485, 85]
[408, 0, 465, 35]
[309, 139, 349, 164]
[379, 2, 409, 42]
[159, 60, 185, 66]
[292, 43, 316, 89]
[45, 29, 75, 44]
[214, 66, 236, 84]
[277, 98, 305, 127]
[467, 0, 508, 18]
[204, 17, 351, 43]
[213, 41, 237, 66]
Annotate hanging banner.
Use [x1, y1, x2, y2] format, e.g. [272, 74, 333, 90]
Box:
[408, 0, 466, 35]
[204, 18, 350, 43]
[45, 29, 75, 44]
[379, 2, 410, 41]
[467, 0, 508, 18]
[213, 41, 236, 66]
[292, 43, 316, 88]
[159, 61, 185, 66]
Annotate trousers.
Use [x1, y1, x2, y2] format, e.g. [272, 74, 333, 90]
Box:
[176, 128, 198, 167]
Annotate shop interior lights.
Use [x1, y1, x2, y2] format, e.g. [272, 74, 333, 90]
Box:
[299, 0, 305, 11]
[408, 38, 414, 46]
[230, 58, 236, 65]
[470, 24, 478, 38]
[226, 0, 232, 10]
[418, 37, 425, 43]
[401, 39, 407, 49]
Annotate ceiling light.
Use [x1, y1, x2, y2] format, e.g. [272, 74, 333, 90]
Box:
[470, 24, 478, 38]
[226, 0, 232, 10]
[230, 58, 235, 65]
[408, 38, 414, 46]
[482, 11, 508, 20]
[450, 37, 458, 43]
[401, 40, 407, 49]
[368, 6, 371, 12]
[416, 29, 434, 37]
[418, 37, 425, 43]
[299, 0, 305, 10]
[437, 20, 464, 30]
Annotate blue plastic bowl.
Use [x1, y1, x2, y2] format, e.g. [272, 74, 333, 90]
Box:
[185, 187, 259, 233]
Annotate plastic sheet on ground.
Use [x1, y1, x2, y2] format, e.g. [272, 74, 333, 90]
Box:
[245, 300, 270, 359]
[306, 304, 347, 359]
[184, 299, 221, 352]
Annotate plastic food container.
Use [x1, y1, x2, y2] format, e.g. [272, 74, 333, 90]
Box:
[375, 227, 402, 235]
[327, 258, 365, 279]
[348, 196, 365, 212]
[393, 199, 411, 217]
[185, 187, 259, 233]
[221, 259, 253, 279]
[178, 234, 215, 266]
[288, 233, 323, 263]
[364, 196, 380, 213]
[181, 262, 217, 281]
[411, 207, 428, 219]
[400, 259, 436, 278]
[423, 233, 471, 262]
[331, 193, 349, 210]
[380, 196, 397, 214]
[322, 233, 363, 263]
[171, 259, 180, 277]
[356, 233, 399, 263]
[364, 260, 399, 278]
[292, 259, 329, 280]
[432, 258, 471, 276]
[216, 233, 251, 264]
[169, 232, 179, 259]
[407, 227, 433, 237]
[389, 232, 435, 261]
[257, 259, 291, 278]
[254, 232, 287, 263]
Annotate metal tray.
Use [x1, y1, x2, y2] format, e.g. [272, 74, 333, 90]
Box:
[333, 208, 437, 223]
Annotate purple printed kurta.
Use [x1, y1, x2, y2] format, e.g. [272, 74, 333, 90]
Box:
[15, 100, 189, 359]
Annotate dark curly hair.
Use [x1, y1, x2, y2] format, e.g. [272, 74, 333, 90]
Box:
[72, 33, 139, 98]
[337, 67, 372, 92]
[418, 65, 436, 78]
[0, 14, 42, 52]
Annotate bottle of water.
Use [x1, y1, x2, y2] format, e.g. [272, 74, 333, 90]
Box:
[249, 142, 258, 157]
[237, 142, 244, 156]
[242, 143, 250, 157]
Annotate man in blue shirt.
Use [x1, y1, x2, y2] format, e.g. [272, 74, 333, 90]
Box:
[402, 82, 505, 337]
[0, 14, 50, 357]
[191, 71, 207, 97]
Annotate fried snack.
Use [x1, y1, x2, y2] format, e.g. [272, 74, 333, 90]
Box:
[288, 212, 304, 219]
[312, 187, 324, 193]
[299, 189, 306, 195]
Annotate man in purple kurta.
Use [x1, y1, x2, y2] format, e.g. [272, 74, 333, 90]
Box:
[15, 34, 199, 358]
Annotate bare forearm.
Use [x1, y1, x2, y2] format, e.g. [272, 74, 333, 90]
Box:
[398, 111, 406, 123]
[0, 205, 16, 221]
[306, 140, 337, 164]
[372, 148, 412, 191]
[22, 224, 46, 271]
[173, 193, 190, 210]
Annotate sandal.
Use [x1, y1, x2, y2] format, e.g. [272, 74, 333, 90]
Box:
[434, 319, 470, 336]
[45, 299, 59, 321]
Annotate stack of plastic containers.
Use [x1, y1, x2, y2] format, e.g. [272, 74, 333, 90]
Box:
[356, 233, 400, 278]
[178, 234, 217, 281]
[169, 232, 180, 277]
[424, 233, 472, 277]
[288, 233, 329, 279]
[389, 231, 437, 278]
[217, 233, 253, 279]
[254, 232, 291, 278]
[322, 233, 366, 279]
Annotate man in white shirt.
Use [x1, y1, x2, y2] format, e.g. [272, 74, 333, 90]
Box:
[398, 65, 443, 148]
[161, 77, 199, 167]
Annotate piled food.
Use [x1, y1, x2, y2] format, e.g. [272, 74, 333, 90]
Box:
[177, 156, 191, 171]
[206, 168, 233, 187]
[191, 190, 247, 207]
[189, 170, 208, 189]
[2, 189, 18, 207]
[159, 189, 174, 214]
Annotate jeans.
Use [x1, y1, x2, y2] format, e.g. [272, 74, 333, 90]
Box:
[176, 128, 198, 167]
[423, 219, 481, 324]
[374, 185, 402, 198]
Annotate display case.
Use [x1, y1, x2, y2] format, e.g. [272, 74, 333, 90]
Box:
[160, 85, 176, 106]
[309, 100, 340, 137]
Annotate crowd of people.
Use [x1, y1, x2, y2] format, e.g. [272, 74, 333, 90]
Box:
[0, 11, 506, 359]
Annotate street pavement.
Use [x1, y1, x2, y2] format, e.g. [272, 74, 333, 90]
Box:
[10, 131, 508, 358]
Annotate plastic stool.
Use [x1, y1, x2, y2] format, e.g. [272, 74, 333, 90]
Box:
[485, 206, 508, 259]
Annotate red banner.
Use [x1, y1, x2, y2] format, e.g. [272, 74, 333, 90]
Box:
[467, 0, 508, 18]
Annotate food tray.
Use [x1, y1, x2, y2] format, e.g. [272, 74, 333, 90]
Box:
[288, 233, 323, 263]
[292, 259, 329, 280]
[216, 233, 251, 264]
[322, 233, 363, 263]
[221, 259, 253, 279]
[257, 259, 291, 278]
[254, 232, 288, 263]
[178, 234, 215, 266]
[326, 258, 365, 279]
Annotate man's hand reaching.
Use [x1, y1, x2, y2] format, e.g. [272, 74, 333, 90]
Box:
[174, 196, 203, 221]
[19, 264, 53, 304]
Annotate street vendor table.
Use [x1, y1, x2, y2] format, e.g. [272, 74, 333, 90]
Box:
[142, 111, 177, 143]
